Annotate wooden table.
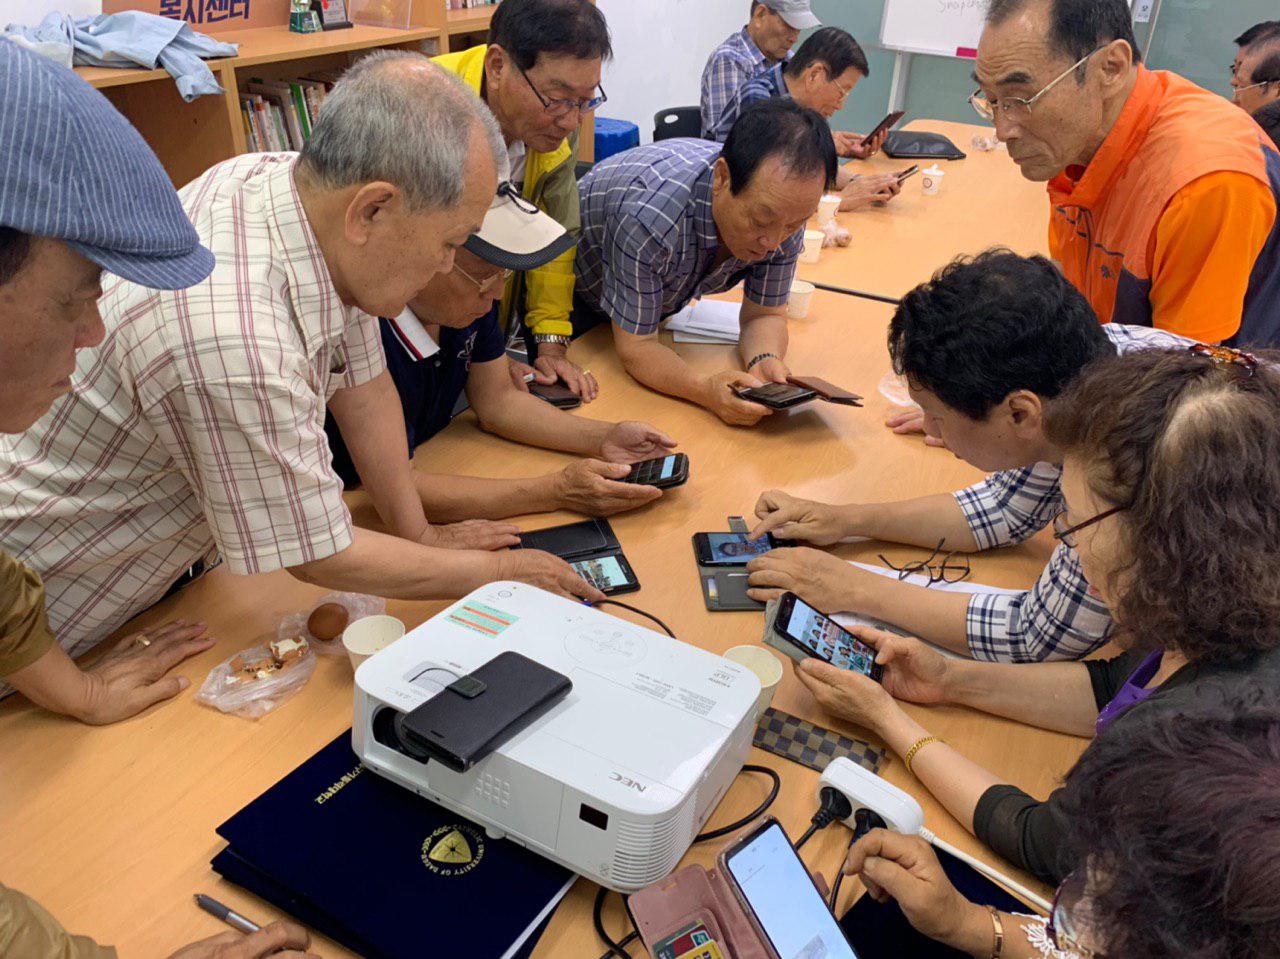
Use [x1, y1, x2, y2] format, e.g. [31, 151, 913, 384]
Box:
[0, 128, 1083, 958]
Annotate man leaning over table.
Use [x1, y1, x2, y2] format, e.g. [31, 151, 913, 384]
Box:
[573, 98, 835, 427]
[325, 164, 678, 520]
[434, 0, 611, 402]
[0, 51, 601, 681]
[972, 0, 1280, 346]
[0, 36, 318, 959]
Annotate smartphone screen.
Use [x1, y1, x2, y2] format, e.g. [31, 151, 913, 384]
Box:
[725, 820, 860, 959]
[699, 532, 774, 566]
[779, 595, 879, 678]
[571, 556, 635, 592]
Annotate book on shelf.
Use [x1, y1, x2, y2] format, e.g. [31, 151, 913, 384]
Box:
[239, 73, 338, 153]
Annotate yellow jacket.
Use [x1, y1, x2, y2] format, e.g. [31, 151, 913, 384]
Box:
[433, 44, 579, 338]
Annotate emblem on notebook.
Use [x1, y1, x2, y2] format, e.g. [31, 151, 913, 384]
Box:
[421, 823, 485, 876]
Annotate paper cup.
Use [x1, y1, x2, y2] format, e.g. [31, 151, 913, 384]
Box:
[787, 280, 816, 319]
[725, 645, 784, 720]
[921, 167, 945, 196]
[817, 194, 841, 226]
[342, 615, 405, 670]
[800, 229, 824, 263]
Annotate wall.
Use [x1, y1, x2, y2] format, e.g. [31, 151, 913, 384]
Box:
[0, 0, 102, 20]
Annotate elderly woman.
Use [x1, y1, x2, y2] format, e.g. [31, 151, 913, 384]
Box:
[790, 345, 1280, 889]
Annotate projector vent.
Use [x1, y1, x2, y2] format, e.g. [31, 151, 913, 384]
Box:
[609, 796, 697, 889]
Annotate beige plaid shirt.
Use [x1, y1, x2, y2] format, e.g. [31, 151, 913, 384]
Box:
[0, 153, 385, 658]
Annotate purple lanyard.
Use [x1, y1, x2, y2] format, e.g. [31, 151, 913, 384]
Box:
[1095, 649, 1164, 735]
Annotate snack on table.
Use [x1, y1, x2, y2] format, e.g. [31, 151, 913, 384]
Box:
[229, 651, 277, 681]
[270, 636, 309, 666]
[307, 602, 350, 641]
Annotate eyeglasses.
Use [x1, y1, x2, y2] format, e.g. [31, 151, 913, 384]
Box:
[1046, 871, 1098, 956]
[1051, 506, 1125, 549]
[519, 67, 607, 119]
[453, 262, 512, 294]
[1235, 78, 1278, 96]
[969, 47, 1102, 122]
[878, 539, 972, 585]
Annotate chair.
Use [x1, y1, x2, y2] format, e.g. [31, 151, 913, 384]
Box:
[653, 106, 703, 142]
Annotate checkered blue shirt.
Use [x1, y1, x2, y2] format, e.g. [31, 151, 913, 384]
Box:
[710, 62, 786, 142]
[575, 139, 802, 336]
[701, 27, 773, 139]
[957, 323, 1193, 662]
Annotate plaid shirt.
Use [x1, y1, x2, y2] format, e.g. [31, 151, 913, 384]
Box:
[957, 323, 1193, 662]
[710, 62, 786, 142]
[575, 139, 801, 336]
[0, 153, 385, 657]
[701, 27, 773, 138]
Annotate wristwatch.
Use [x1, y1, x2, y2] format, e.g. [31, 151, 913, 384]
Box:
[534, 334, 572, 348]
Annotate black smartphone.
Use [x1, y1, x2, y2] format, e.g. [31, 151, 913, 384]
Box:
[733, 382, 819, 410]
[896, 163, 921, 182]
[692, 531, 786, 566]
[772, 592, 884, 682]
[720, 817, 861, 959]
[865, 109, 906, 144]
[570, 554, 639, 596]
[617, 452, 689, 489]
[529, 381, 581, 409]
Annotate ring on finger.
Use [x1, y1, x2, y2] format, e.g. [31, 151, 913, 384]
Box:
[135, 636, 152, 648]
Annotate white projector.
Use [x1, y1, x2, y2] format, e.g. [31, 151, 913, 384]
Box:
[353, 582, 760, 892]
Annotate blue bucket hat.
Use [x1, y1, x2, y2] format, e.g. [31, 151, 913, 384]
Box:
[0, 39, 213, 289]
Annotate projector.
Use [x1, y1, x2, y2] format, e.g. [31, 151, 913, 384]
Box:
[353, 582, 760, 892]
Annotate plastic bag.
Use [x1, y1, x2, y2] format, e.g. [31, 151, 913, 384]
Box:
[197, 639, 317, 719]
[878, 371, 919, 408]
[821, 218, 852, 248]
[277, 591, 385, 656]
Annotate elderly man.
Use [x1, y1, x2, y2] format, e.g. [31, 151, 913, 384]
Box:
[0, 51, 599, 673]
[710, 27, 901, 210]
[573, 98, 835, 426]
[1233, 33, 1280, 148]
[434, 0, 611, 401]
[325, 173, 678, 519]
[0, 34, 317, 959]
[973, 0, 1280, 346]
[1233, 20, 1280, 80]
[700, 0, 817, 138]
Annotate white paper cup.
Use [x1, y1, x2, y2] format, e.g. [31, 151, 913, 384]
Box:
[342, 615, 405, 670]
[817, 194, 841, 226]
[921, 168, 945, 196]
[725, 645, 785, 720]
[800, 229, 824, 263]
[787, 280, 816, 319]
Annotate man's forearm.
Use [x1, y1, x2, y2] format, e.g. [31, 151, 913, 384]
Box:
[289, 527, 502, 599]
[737, 311, 788, 370]
[945, 658, 1099, 737]
[844, 495, 981, 552]
[618, 337, 710, 406]
[854, 577, 973, 655]
[473, 391, 611, 457]
[412, 471, 562, 522]
[6, 645, 94, 721]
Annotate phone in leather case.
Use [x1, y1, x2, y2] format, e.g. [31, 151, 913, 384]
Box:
[396, 652, 571, 773]
[529, 381, 581, 409]
[517, 519, 640, 595]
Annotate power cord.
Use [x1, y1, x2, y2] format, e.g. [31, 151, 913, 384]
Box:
[593, 885, 635, 959]
[794, 786, 854, 850]
[830, 808, 886, 912]
[589, 599, 675, 638]
[693, 764, 781, 842]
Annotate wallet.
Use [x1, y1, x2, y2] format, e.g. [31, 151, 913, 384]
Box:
[516, 518, 639, 595]
[628, 864, 774, 959]
[396, 651, 571, 773]
[785, 375, 864, 407]
[883, 130, 967, 160]
[698, 517, 764, 612]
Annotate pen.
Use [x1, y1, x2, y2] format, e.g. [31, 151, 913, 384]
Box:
[194, 893, 261, 935]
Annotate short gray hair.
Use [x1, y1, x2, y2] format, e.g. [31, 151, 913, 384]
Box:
[299, 50, 505, 211]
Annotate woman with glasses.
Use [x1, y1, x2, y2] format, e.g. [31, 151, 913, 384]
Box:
[842, 680, 1280, 958]
[790, 346, 1280, 886]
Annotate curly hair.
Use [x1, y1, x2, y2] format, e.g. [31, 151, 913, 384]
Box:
[1043, 348, 1280, 665]
[1058, 680, 1280, 957]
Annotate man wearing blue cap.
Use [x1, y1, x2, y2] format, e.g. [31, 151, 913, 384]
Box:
[0, 32, 317, 959]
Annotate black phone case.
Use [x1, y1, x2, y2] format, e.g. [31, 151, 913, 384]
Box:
[517, 519, 639, 595]
[398, 652, 571, 773]
[619, 453, 690, 489]
[734, 383, 818, 410]
[529, 382, 582, 410]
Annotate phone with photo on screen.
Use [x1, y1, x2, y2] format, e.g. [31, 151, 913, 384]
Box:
[692, 531, 789, 567]
[720, 816, 861, 959]
[570, 554, 639, 596]
[772, 592, 884, 682]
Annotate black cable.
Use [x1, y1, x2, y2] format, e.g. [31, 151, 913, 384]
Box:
[593, 886, 633, 959]
[833, 808, 887, 913]
[693, 764, 781, 842]
[809, 280, 902, 306]
[595, 930, 638, 959]
[590, 599, 675, 638]
[830, 832, 857, 913]
[795, 786, 854, 850]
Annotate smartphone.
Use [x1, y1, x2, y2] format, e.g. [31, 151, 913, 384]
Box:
[529, 381, 581, 410]
[896, 163, 921, 182]
[721, 817, 861, 959]
[733, 382, 819, 410]
[570, 554, 639, 596]
[692, 531, 786, 566]
[617, 453, 689, 489]
[773, 592, 883, 681]
[865, 109, 906, 144]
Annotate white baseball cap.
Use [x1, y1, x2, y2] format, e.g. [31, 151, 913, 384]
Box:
[761, 0, 821, 30]
[463, 182, 574, 271]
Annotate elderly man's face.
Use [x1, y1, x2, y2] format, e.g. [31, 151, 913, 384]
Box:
[711, 154, 824, 263]
[344, 123, 496, 319]
[1233, 46, 1280, 114]
[407, 247, 508, 329]
[975, 5, 1124, 182]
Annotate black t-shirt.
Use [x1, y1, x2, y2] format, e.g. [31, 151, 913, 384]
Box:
[325, 306, 507, 488]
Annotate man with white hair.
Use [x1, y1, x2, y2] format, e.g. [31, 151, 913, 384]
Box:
[0, 51, 600, 669]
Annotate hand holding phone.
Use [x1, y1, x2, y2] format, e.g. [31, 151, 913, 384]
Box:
[897, 164, 921, 182]
[693, 531, 788, 566]
[768, 592, 884, 681]
[615, 453, 689, 489]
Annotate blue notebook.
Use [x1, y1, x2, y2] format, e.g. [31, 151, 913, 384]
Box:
[212, 731, 576, 959]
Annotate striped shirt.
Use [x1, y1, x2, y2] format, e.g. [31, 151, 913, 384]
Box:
[957, 323, 1193, 662]
[710, 62, 787, 142]
[0, 153, 385, 658]
[700, 27, 773, 139]
[575, 139, 801, 336]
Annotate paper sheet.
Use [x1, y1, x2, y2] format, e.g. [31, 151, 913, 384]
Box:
[665, 298, 741, 343]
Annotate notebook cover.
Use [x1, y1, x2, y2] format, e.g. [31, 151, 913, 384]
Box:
[213, 731, 575, 959]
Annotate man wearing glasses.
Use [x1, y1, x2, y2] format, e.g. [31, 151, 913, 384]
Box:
[1231, 34, 1280, 149]
[434, 0, 611, 403]
[973, 0, 1280, 348]
[324, 177, 678, 521]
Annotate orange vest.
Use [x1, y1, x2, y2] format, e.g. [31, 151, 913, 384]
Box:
[1048, 67, 1280, 345]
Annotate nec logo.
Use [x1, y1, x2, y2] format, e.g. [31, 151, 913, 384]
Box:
[611, 772, 646, 792]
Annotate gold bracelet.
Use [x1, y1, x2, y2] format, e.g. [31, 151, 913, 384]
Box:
[988, 906, 1005, 959]
[903, 735, 941, 775]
